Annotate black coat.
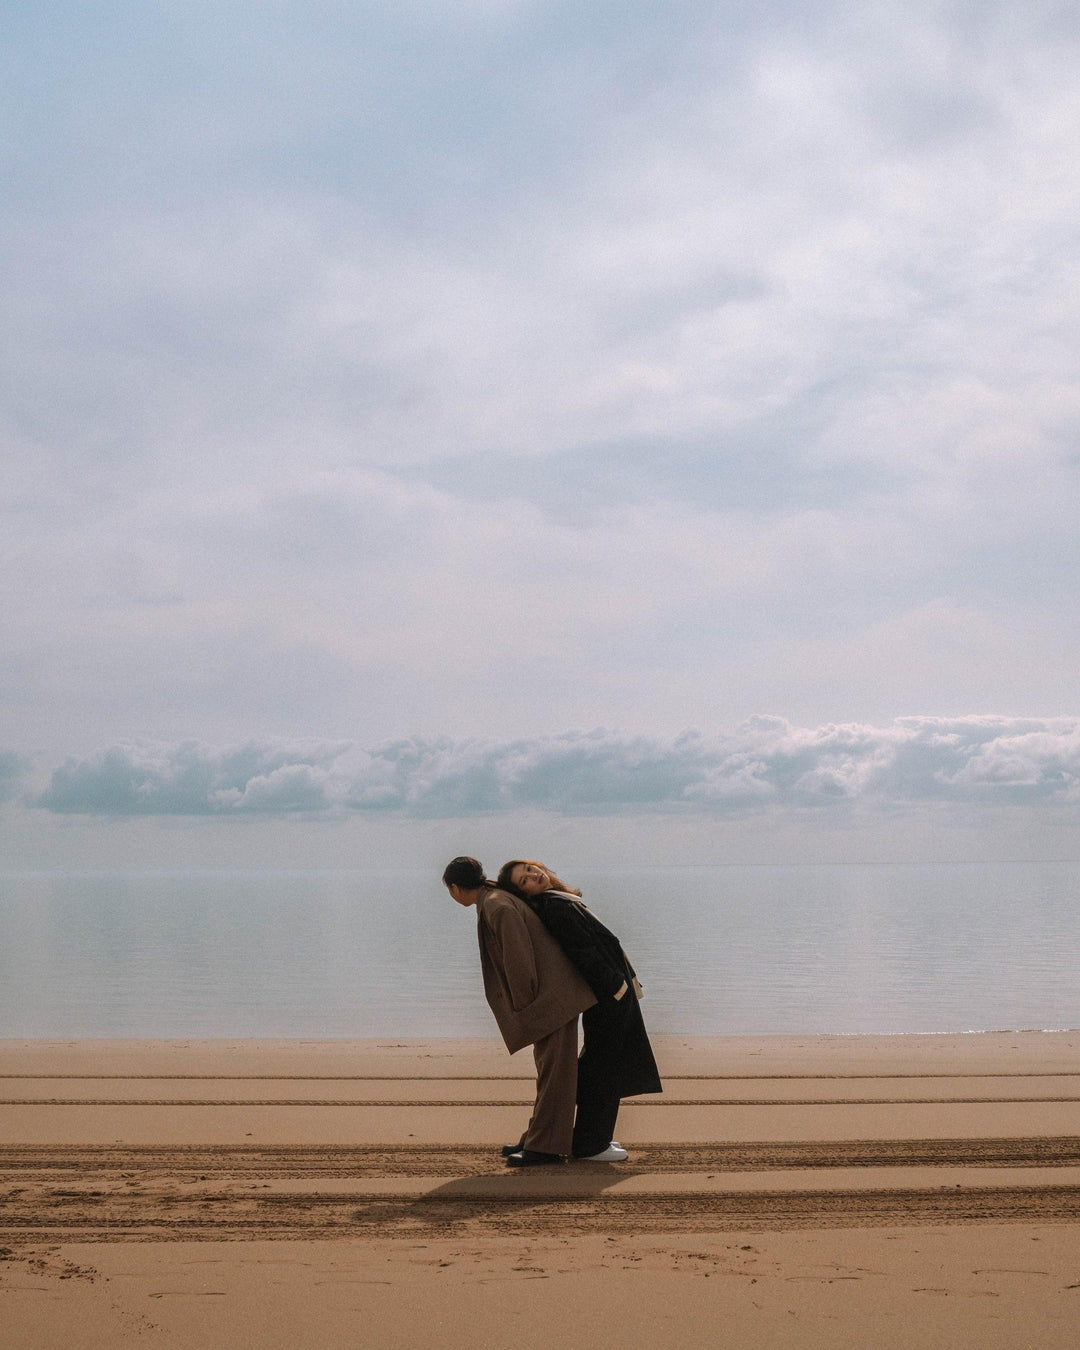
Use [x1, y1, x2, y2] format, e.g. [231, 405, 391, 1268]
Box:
[524, 890, 635, 1000]
[526, 890, 662, 1099]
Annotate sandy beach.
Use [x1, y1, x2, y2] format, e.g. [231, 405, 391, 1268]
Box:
[2, 1031, 1079, 1347]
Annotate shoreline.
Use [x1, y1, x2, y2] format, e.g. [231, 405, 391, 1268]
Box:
[5, 1020, 1077, 1040]
[3, 1028, 1079, 1066]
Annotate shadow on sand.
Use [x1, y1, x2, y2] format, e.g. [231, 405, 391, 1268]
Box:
[351, 1163, 635, 1233]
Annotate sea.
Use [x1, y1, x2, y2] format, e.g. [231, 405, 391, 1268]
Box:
[0, 863, 1077, 1039]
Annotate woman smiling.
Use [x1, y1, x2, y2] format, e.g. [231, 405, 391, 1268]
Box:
[496, 859, 662, 1162]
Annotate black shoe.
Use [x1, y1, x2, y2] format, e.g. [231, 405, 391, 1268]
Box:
[505, 1149, 564, 1168]
[501, 1137, 526, 1157]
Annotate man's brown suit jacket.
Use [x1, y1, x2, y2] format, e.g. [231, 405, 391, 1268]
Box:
[476, 887, 597, 1054]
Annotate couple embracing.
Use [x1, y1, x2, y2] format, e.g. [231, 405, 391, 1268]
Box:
[442, 856, 662, 1167]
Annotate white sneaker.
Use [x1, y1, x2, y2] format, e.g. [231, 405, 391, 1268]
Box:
[576, 1143, 628, 1162]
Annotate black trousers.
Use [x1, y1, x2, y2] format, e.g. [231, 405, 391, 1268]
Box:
[571, 989, 661, 1157]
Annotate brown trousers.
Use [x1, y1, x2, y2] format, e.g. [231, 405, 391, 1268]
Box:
[522, 1017, 579, 1155]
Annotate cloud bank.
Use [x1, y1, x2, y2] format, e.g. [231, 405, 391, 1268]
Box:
[32, 717, 1080, 817]
[37, 740, 352, 816]
[0, 752, 27, 805]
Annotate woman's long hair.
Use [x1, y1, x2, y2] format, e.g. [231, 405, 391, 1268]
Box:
[496, 859, 582, 899]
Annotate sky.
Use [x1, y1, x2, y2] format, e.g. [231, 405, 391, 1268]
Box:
[2, 0, 1079, 868]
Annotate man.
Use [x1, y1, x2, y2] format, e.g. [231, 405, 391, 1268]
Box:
[442, 855, 600, 1167]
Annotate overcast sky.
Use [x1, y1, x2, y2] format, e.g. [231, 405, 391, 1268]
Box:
[3, 0, 1079, 866]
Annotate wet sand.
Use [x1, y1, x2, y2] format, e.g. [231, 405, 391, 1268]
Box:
[2, 1032, 1079, 1347]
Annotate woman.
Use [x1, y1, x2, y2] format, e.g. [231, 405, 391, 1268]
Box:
[496, 859, 662, 1162]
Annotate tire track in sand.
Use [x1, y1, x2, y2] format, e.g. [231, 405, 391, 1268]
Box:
[7, 1095, 1080, 1106]
[3, 1138, 1079, 1179]
[3, 1181, 1080, 1242]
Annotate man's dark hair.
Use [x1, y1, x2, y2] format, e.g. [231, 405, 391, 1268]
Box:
[442, 856, 488, 890]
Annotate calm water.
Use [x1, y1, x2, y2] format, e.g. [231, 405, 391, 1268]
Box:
[0, 864, 1077, 1037]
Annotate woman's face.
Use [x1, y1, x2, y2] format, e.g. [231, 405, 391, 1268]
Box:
[511, 862, 550, 895]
